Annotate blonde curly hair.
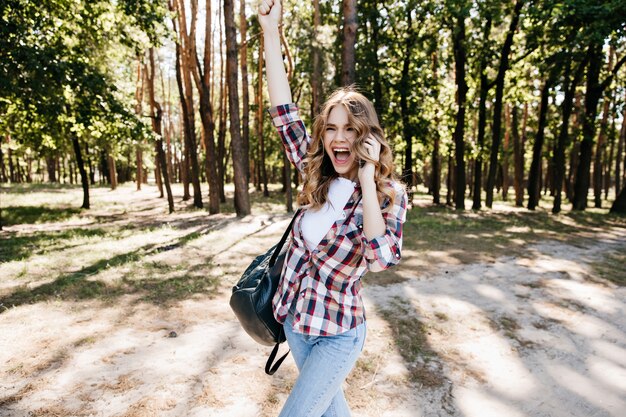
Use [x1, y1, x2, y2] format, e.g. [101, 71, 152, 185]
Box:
[298, 87, 400, 212]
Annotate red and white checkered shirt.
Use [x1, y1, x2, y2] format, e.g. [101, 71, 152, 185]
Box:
[269, 103, 407, 336]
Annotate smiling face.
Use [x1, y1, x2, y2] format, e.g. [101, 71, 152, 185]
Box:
[323, 104, 359, 180]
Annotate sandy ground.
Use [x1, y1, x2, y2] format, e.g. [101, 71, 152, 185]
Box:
[1, 184, 625, 417]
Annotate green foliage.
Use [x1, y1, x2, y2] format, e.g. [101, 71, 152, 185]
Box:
[0, 0, 162, 166]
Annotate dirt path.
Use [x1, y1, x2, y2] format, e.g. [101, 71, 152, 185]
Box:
[1, 185, 625, 417]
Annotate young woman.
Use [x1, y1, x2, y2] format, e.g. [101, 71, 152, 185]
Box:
[259, 1, 407, 416]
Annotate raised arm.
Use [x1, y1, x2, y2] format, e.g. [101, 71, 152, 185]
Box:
[258, 0, 292, 107]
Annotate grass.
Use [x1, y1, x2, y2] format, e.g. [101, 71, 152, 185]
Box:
[0, 227, 111, 263]
[377, 297, 446, 387]
[591, 250, 626, 286]
[403, 188, 626, 264]
[1, 182, 624, 312]
[2, 205, 82, 226]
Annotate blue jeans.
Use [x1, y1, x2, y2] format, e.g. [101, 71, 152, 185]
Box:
[278, 313, 367, 417]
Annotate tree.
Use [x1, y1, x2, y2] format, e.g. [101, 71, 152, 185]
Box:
[224, 0, 250, 216]
[485, 0, 524, 208]
[450, 2, 469, 210]
[146, 48, 175, 213]
[341, 0, 358, 86]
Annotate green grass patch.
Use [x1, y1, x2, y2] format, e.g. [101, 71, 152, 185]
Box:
[1, 205, 82, 226]
[377, 297, 445, 387]
[403, 200, 626, 263]
[0, 228, 111, 263]
[591, 251, 626, 286]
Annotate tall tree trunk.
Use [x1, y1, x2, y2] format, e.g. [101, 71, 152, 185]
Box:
[45, 155, 57, 182]
[147, 48, 175, 213]
[71, 133, 90, 209]
[472, 13, 493, 210]
[605, 117, 616, 200]
[134, 59, 144, 191]
[616, 91, 626, 194]
[593, 47, 614, 207]
[189, 0, 220, 213]
[0, 145, 7, 183]
[224, 0, 250, 216]
[431, 51, 441, 205]
[452, 10, 468, 210]
[566, 93, 582, 201]
[311, 0, 322, 118]
[573, 43, 626, 210]
[502, 104, 511, 201]
[573, 44, 604, 210]
[610, 183, 626, 213]
[341, 0, 357, 86]
[108, 156, 118, 190]
[527, 79, 552, 210]
[218, 3, 227, 203]
[240, 0, 250, 184]
[173, 0, 203, 208]
[512, 104, 524, 206]
[400, 6, 415, 201]
[370, 4, 383, 118]
[553, 57, 586, 214]
[257, 39, 269, 197]
[485, 0, 524, 208]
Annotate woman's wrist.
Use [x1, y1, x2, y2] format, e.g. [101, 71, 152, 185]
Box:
[262, 26, 281, 38]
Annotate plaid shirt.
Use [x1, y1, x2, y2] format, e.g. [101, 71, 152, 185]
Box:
[268, 103, 407, 336]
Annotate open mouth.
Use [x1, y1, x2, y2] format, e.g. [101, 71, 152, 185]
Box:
[332, 147, 351, 165]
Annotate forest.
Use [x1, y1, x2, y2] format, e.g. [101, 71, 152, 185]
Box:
[2, 0, 625, 216]
[1, 2, 626, 416]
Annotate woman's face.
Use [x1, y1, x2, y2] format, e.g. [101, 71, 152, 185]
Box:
[323, 105, 358, 180]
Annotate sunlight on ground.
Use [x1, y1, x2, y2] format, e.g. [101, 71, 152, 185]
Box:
[1, 183, 625, 417]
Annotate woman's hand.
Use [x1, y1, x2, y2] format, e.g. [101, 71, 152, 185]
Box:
[358, 136, 381, 185]
[258, 0, 281, 33]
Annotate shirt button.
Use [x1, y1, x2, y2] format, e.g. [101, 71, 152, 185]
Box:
[342, 212, 346, 218]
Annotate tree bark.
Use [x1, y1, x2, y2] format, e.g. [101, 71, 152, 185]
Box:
[172, 0, 203, 208]
[218, 4, 227, 203]
[573, 44, 604, 210]
[431, 51, 441, 205]
[188, 0, 220, 213]
[311, 0, 322, 118]
[257, 38, 269, 197]
[400, 6, 415, 201]
[71, 133, 90, 209]
[341, 0, 357, 86]
[108, 155, 118, 190]
[605, 117, 616, 200]
[45, 155, 57, 182]
[573, 44, 626, 210]
[370, 4, 383, 118]
[553, 57, 586, 213]
[502, 104, 511, 201]
[616, 91, 626, 194]
[485, 0, 524, 208]
[240, 0, 250, 184]
[593, 47, 614, 208]
[472, 13, 493, 210]
[512, 105, 524, 206]
[225, 0, 250, 216]
[610, 183, 626, 213]
[527, 79, 551, 210]
[452, 10, 468, 210]
[147, 48, 175, 214]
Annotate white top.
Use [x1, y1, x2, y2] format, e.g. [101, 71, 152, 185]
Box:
[301, 177, 355, 251]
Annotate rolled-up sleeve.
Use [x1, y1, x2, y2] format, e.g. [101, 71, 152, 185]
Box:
[363, 184, 408, 272]
[268, 103, 311, 174]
